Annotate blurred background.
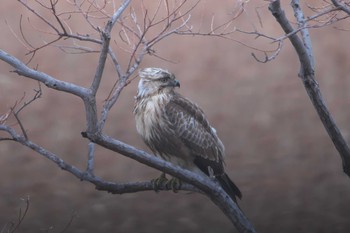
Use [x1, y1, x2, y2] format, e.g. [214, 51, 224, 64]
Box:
[1, 0, 350, 232]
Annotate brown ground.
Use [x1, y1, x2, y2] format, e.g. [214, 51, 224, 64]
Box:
[1, 1, 350, 233]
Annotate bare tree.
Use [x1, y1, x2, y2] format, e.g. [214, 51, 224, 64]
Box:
[267, 0, 350, 176]
[0, 0, 255, 232]
[1, 0, 350, 232]
[229, 0, 350, 176]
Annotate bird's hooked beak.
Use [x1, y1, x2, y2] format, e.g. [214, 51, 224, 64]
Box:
[171, 79, 180, 88]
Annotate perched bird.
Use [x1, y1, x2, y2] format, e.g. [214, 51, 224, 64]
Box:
[133, 67, 242, 202]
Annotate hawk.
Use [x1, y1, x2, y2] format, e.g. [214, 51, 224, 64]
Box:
[133, 67, 242, 202]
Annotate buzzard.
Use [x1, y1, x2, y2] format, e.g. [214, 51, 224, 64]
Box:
[133, 67, 242, 202]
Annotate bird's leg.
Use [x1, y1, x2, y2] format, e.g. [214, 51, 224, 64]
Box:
[151, 172, 168, 192]
[165, 177, 182, 193]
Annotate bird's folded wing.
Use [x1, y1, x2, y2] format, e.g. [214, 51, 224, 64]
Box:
[164, 94, 225, 175]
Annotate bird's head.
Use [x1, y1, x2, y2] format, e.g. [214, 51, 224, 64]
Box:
[137, 67, 180, 98]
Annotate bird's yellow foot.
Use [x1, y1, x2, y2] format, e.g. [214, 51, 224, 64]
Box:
[166, 177, 182, 193]
[151, 173, 168, 192]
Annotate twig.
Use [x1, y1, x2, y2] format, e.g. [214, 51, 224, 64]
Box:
[251, 40, 283, 63]
[9, 84, 42, 140]
[59, 211, 77, 233]
[98, 78, 128, 131]
[0, 109, 11, 125]
[2, 196, 31, 233]
[18, 0, 60, 34]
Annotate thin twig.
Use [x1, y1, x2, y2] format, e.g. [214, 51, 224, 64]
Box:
[18, 0, 60, 34]
[6, 196, 30, 233]
[59, 211, 77, 233]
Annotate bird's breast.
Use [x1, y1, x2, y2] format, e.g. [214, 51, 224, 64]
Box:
[134, 94, 168, 142]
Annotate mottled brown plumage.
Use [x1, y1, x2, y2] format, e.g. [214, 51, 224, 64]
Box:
[133, 67, 241, 202]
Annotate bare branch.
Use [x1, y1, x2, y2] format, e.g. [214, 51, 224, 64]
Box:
[83, 132, 257, 233]
[5, 196, 30, 233]
[18, 0, 60, 34]
[98, 79, 127, 132]
[269, 0, 350, 177]
[0, 49, 88, 98]
[11, 107, 28, 140]
[0, 122, 257, 233]
[306, 3, 340, 21]
[49, 0, 68, 34]
[60, 210, 77, 233]
[2, 83, 42, 140]
[148, 14, 192, 47]
[86, 142, 95, 176]
[251, 40, 283, 63]
[331, 0, 350, 15]
[19, 15, 36, 50]
[55, 44, 99, 54]
[89, 1, 130, 93]
[14, 0, 106, 61]
[0, 1, 261, 232]
[110, 0, 132, 28]
[5, 17, 33, 56]
[292, 0, 315, 68]
[107, 47, 123, 78]
[0, 124, 198, 194]
[90, 30, 110, 96]
[0, 109, 11, 125]
[87, 0, 132, 133]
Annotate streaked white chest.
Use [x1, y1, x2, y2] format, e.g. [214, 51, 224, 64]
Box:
[134, 94, 167, 141]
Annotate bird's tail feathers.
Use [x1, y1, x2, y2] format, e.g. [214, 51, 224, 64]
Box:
[216, 173, 242, 203]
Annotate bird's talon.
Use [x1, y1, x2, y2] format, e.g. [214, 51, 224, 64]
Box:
[151, 173, 168, 192]
[165, 178, 182, 192]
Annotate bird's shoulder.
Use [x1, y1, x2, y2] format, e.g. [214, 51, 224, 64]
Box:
[164, 93, 211, 130]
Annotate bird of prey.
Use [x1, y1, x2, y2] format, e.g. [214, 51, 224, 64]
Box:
[133, 67, 242, 202]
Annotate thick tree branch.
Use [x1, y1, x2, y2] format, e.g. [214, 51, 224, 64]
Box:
[83, 132, 257, 233]
[0, 49, 99, 135]
[0, 124, 195, 194]
[0, 120, 256, 232]
[269, 0, 350, 177]
[331, 0, 350, 15]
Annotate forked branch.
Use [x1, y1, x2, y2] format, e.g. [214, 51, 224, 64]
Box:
[269, 0, 350, 177]
[0, 1, 258, 232]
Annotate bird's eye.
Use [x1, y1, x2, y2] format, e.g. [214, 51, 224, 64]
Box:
[159, 77, 168, 83]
